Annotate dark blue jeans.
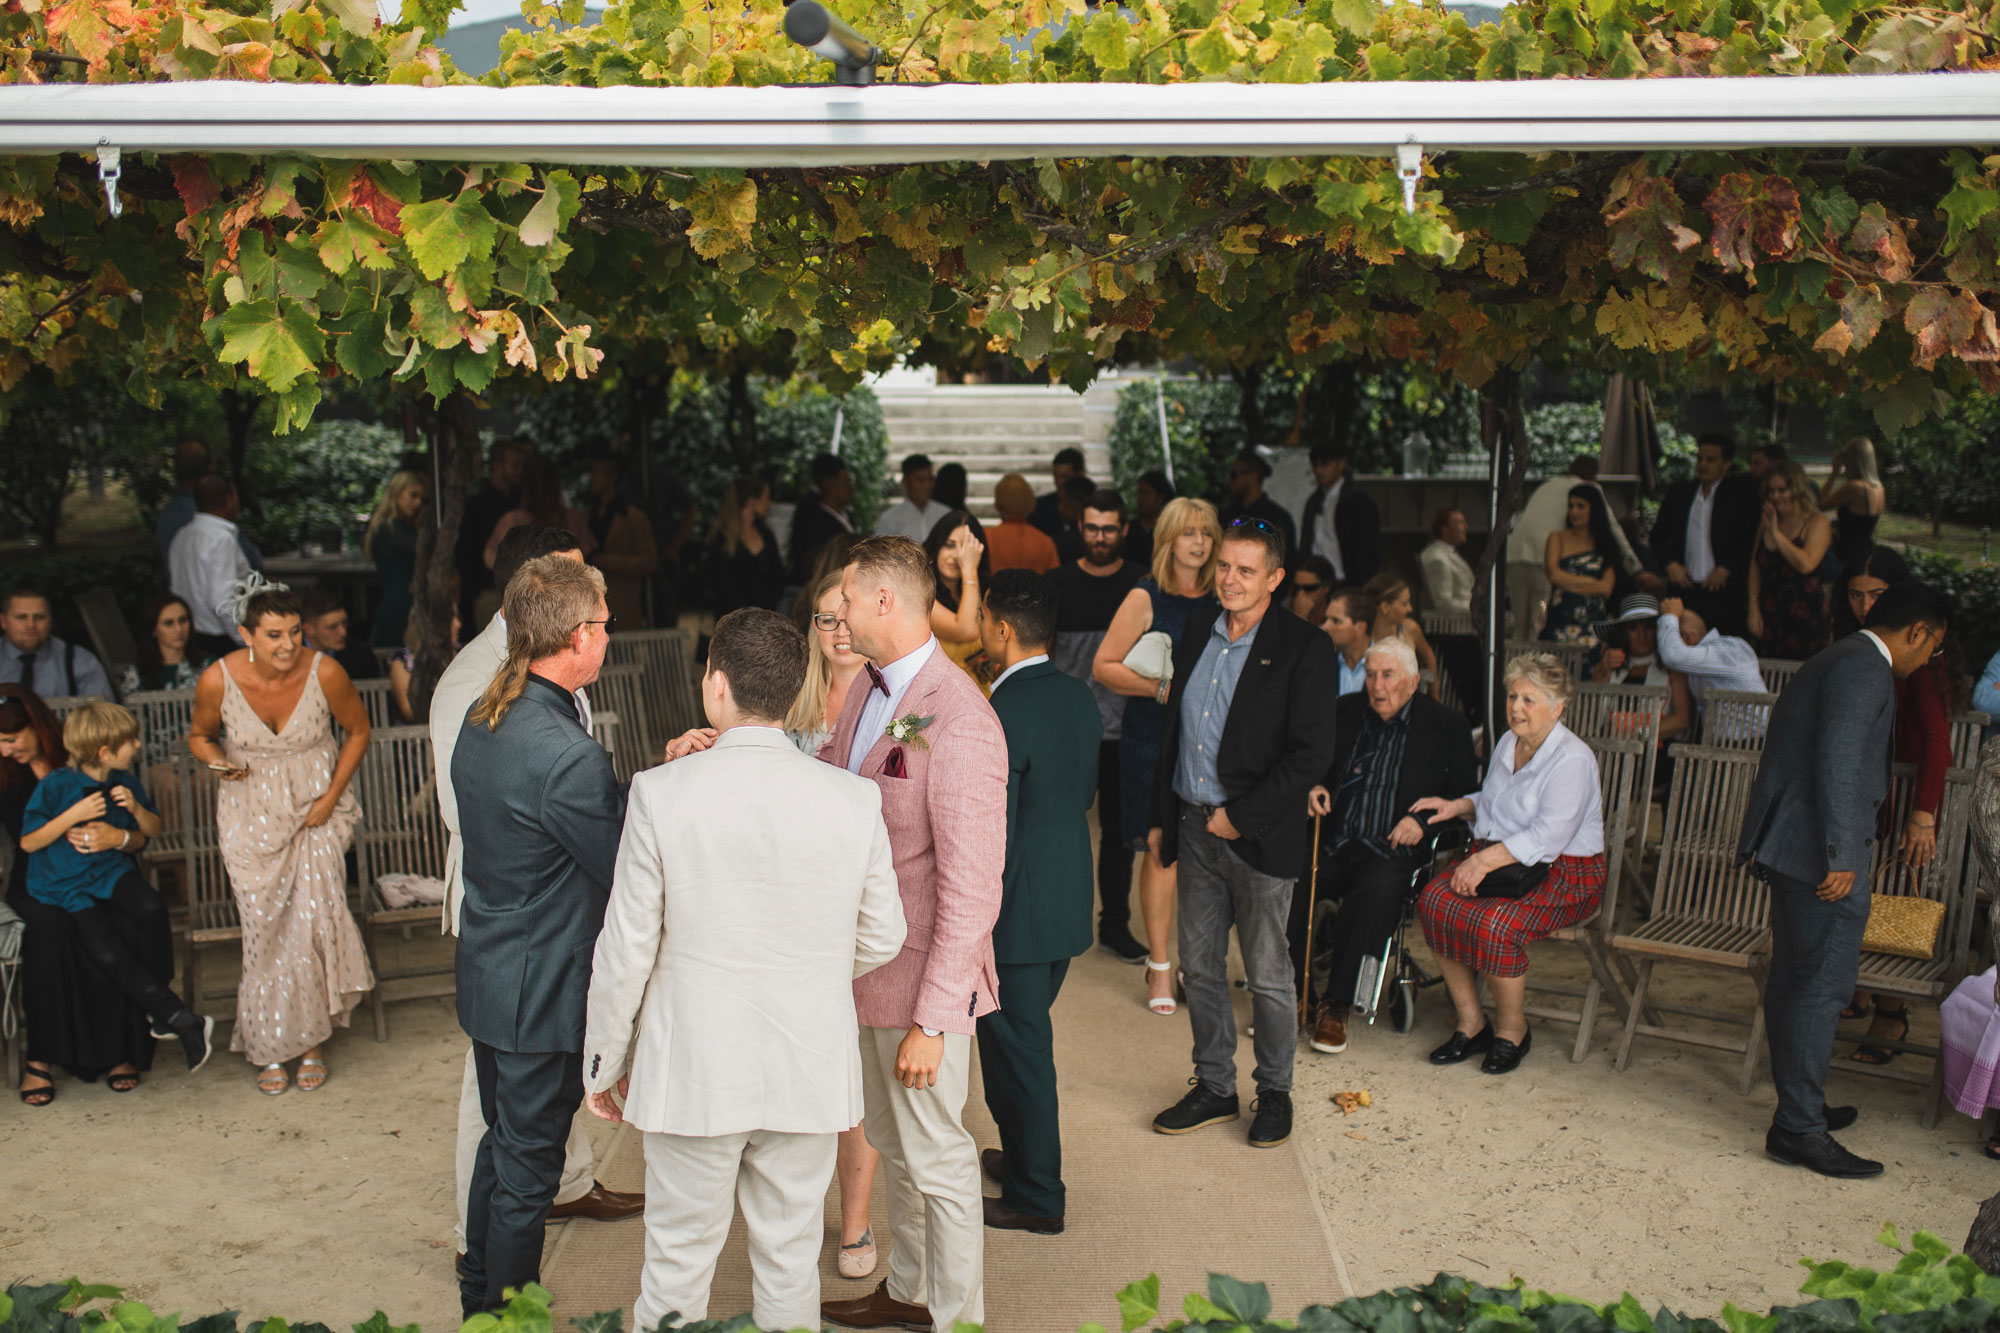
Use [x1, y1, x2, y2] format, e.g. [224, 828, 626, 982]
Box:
[1761, 865, 1871, 1134]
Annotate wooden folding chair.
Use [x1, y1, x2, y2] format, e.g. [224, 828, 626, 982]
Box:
[41, 694, 106, 719]
[1611, 745, 1771, 1079]
[127, 688, 198, 873]
[604, 626, 702, 746]
[1505, 639, 1592, 679]
[351, 677, 399, 730]
[1563, 682, 1666, 914]
[1523, 735, 1646, 1060]
[589, 664, 662, 782]
[352, 725, 452, 1041]
[1700, 689, 1774, 748]
[1756, 657, 1804, 695]
[1950, 712, 1991, 767]
[170, 757, 243, 1023]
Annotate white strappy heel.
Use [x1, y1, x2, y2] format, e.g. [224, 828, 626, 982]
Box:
[1146, 958, 1177, 1016]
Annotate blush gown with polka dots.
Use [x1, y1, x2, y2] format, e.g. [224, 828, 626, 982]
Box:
[217, 654, 374, 1065]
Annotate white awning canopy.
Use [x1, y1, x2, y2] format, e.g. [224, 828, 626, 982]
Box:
[1, 74, 1996, 167]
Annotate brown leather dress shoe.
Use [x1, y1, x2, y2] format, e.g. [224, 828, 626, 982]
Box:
[983, 1195, 1063, 1235]
[980, 1148, 1005, 1184]
[821, 1279, 932, 1330]
[547, 1182, 644, 1223]
[1310, 1009, 1348, 1054]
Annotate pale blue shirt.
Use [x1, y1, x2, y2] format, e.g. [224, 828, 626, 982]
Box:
[1974, 648, 2000, 727]
[1173, 616, 1259, 807]
[1337, 651, 1366, 697]
[1655, 615, 1765, 704]
[847, 636, 939, 774]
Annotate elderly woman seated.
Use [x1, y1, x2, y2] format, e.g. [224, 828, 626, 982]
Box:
[1410, 652, 1606, 1074]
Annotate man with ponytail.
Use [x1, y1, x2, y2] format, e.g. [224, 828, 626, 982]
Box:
[452, 553, 629, 1318]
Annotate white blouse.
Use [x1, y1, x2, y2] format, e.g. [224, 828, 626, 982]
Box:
[1420, 539, 1475, 619]
[1470, 722, 1605, 864]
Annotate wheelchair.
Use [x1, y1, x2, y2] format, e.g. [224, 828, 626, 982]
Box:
[1312, 827, 1464, 1035]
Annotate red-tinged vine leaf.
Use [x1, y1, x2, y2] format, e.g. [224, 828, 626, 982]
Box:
[170, 157, 219, 218]
[214, 41, 274, 81]
[344, 171, 405, 237]
[1847, 204, 1913, 283]
[46, 0, 136, 67]
[1702, 173, 1802, 280]
[1840, 282, 1889, 350]
[1603, 163, 1701, 283]
[1904, 288, 1989, 369]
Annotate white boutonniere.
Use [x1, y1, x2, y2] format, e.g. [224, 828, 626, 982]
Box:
[885, 712, 936, 750]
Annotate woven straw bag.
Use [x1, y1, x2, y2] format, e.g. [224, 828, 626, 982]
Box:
[1861, 895, 1946, 961]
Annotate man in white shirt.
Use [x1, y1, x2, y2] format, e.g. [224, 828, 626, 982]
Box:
[1656, 597, 1767, 735]
[1505, 457, 1644, 637]
[168, 474, 252, 658]
[430, 527, 640, 1267]
[584, 608, 905, 1333]
[874, 453, 952, 544]
[1298, 442, 1380, 587]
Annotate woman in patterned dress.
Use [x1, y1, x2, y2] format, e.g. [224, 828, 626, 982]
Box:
[1411, 653, 1606, 1075]
[1539, 486, 1618, 646]
[187, 583, 374, 1096]
[1746, 459, 1833, 660]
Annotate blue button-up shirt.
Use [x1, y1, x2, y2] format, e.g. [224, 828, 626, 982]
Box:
[1173, 615, 1260, 807]
[1337, 651, 1366, 697]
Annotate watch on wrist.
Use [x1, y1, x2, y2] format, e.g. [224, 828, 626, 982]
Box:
[920, 1025, 941, 1038]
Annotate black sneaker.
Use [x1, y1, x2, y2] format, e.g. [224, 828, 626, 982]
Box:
[1098, 927, 1149, 965]
[156, 1011, 215, 1074]
[1248, 1090, 1292, 1148]
[1152, 1078, 1239, 1135]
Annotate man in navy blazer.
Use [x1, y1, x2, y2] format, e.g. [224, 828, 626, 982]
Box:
[453, 556, 628, 1315]
[974, 571, 1101, 1236]
[1738, 582, 1948, 1179]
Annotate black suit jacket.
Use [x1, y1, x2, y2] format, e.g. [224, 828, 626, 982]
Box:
[454, 674, 628, 1054]
[1650, 473, 1759, 583]
[1150, 604, 1341, 878]
[1737, 633, 1896, 883]
[1299, 483, 1382, 587]
[788, 494, 852, 585]
[1322, 692, 1479, 852]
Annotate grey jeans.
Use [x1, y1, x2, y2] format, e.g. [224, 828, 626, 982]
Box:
[1176, 802, 1298, 1098]
[1761, 864, 1872, 1135]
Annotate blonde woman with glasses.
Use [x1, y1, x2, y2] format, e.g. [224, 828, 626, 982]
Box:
[1095, 496, 1222, 1014]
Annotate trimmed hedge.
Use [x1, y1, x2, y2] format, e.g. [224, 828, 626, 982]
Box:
[6, 1228, 1992, 1333]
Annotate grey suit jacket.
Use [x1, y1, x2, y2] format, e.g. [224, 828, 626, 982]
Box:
[454, 674, 627, 1054]
[1737, 633, 1895, 884]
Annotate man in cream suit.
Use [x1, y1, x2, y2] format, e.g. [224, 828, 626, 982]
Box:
[819, 536, 1009, 1333]
[583, 608, 907, 1332]
[430, 526, 639, 1261]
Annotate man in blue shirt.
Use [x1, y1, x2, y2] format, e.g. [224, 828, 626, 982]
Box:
[1321, 587, 1376, 698]
[2, 587, 114, 701]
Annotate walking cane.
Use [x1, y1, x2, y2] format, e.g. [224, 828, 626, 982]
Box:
[1299, 814, 1322, 1030]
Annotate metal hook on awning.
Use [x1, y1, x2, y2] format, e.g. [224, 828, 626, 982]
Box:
[1396, 141, 1422, 215]
[96, 142, 122, 219]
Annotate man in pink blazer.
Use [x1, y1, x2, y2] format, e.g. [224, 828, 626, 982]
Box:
[817, 536, 1009, 1333]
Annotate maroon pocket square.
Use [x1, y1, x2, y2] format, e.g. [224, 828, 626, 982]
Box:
[882, 747, 910, 779]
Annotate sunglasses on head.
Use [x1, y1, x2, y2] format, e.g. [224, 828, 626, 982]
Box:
[1229, 517, 1277, 534]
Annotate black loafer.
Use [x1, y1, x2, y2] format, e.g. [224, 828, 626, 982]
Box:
[1766, 1126, 1883, 1178]
[1429, 1024, 1494, 1065]
[1480, 1026, 1532, 1074]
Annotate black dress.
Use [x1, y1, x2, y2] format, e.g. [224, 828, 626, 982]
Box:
[3, 777, 160, 1082]
[708, 522, 788, 616]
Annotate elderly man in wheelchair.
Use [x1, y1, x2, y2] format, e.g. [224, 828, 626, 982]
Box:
[1293, 638, 1479, 1055]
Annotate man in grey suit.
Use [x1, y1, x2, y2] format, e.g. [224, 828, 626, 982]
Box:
[1738, 582, 1949, 1179]
[453, 555, 628, 1315]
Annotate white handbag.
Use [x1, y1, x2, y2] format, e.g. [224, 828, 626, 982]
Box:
[1121, 630, 1175, 683]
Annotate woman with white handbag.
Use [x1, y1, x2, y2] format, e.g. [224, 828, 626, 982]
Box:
[1094, 496, 1223, 1015]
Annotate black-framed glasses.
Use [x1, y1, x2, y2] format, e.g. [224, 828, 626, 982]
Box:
[811, 612, 845, 631]
[579, 616, 616, 634]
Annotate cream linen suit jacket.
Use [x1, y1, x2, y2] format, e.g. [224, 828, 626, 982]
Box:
[582, 726, 907, 1136]
[430, 612, 591, 936]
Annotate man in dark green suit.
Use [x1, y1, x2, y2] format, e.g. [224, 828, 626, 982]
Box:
[974, 570, 1102, 1235]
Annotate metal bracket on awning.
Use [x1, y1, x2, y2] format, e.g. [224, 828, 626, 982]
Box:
[96, 142, 122, 218]
[1396, 141, 1422, 215]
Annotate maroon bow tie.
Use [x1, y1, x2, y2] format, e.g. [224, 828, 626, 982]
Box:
[865, 663, 890, 697]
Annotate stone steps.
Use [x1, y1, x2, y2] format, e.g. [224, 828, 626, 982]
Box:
[871, 381, 1124, 521]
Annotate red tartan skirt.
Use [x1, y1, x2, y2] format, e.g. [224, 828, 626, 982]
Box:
[1416, 840, 1607, 978]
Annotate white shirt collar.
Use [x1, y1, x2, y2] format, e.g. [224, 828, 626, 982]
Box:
[876, 636, 938, 693]
[1861, 629, 1895, 668]
[991, 652, 1049, 694]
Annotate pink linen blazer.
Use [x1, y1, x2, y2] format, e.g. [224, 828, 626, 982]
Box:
[821, 645, 1009, 1035]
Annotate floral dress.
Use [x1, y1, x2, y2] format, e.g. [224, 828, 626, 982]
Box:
[1540, 549, 1608, 647]
[1754, 532, 1830, 660]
